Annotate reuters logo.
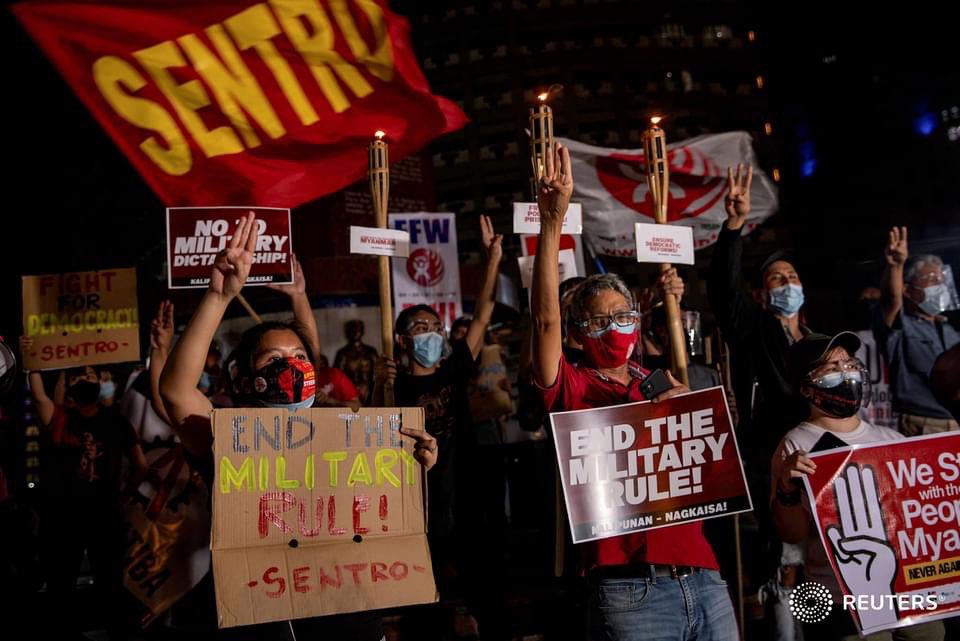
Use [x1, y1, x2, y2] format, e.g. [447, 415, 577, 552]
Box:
[789, 582, 833, 624]
[406, 248, 444, 287]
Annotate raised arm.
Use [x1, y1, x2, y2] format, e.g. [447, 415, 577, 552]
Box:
[770, 447, 816, 544]
[880, 226, 907, 328]
[707, 164, 756, 339]
[268, 254, 321, 358]
[531, 143, 573, 388]
[148, 300, 175, 425]
[160, 212, 258, 456]
[20, 336, 55, 426]
[465, 215, 503, 359]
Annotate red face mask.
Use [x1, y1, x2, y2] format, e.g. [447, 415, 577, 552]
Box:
[251, 357, 317, 409]
[579, 327, 638, 369]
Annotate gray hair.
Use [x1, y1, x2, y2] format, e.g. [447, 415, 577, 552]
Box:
[568, 273, 635, 323]
[904, 254, 943, 284]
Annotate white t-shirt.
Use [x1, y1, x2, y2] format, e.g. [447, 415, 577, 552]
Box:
[770, 419, 904, 597]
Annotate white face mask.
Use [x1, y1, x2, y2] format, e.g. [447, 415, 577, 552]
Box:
[916, 283, 948, 316]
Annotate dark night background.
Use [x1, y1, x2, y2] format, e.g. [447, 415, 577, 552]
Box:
[0, 2, 957, 638]
[1, 0, 957, 339]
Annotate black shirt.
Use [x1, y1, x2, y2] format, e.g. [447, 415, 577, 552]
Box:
[47, 405, 137, 502]
[395, 339, 478, 437]
[707, 225, 809, 460]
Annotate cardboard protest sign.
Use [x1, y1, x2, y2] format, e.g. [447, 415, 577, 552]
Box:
[166, 207, 293, 289]
[512, 202, 583, 235]
[389, 213, 462, 329]
[21, 268, 140, 370]
[634, 223, 695, 265]
[550, 387, 751, 543]
[211, 407, 435, 628]
[803, 433, 960, 634]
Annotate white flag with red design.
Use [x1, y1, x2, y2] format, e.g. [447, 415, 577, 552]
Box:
[561, 132, 778, 257]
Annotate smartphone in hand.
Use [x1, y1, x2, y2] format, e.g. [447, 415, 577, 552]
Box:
[640, 369, 673, 399]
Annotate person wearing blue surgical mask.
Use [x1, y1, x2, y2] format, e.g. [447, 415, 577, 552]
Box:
[373, 214, 505, 641]
[708, 164, 815, 641]
[876, 226, 959, 437]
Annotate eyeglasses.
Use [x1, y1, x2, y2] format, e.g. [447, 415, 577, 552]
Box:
[577, 311, 639, 334]
[807, 357, 866, 387]
[909, 272, 945, 287]
[408, 320, 445, 336]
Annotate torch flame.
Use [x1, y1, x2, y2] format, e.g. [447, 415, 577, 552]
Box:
[650, 116, 663, 126]
[537, 92, 549, 102]
[374, 130, 386, 140]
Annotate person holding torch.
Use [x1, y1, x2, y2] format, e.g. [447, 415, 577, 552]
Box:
[530, 142, 738, 641]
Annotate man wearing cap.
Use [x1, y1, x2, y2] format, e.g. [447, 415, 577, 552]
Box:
[708, 164, 811, 639]
[771, 332, 944, 641]
[876, 226, 959, 436]
[708, 164, 810, 458]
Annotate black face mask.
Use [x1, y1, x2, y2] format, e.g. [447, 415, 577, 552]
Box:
[67, 380, 101, 405]
[804, 374, 866, 419]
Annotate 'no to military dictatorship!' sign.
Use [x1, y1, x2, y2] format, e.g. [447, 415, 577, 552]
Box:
[166, 207, 293, 289]
[551, 387, 752, 543]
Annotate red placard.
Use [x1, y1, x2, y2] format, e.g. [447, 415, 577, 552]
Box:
[166, 206, 292, 289]
[550, 387, 751, 543]
[804, 433, 960, 634]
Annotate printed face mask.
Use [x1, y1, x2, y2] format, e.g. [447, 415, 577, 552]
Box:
[251, 357, 316, 410]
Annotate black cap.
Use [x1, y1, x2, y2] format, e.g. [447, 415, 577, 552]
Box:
[760, 250, 799, 279]
[788, 331, 862, 385]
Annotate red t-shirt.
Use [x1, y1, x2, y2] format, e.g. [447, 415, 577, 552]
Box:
[538, 356, 719, 570]
[315, 366, 360, 402]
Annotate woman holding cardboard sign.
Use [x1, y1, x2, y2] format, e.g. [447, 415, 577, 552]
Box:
[159, 212, 437, 640]
[530, 142, 738, 641]
[159, 212, 437, 469]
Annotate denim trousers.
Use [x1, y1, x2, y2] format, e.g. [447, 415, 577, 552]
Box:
[589, 569, 739, 641]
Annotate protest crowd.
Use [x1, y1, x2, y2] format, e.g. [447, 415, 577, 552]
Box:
[0, 3, 958, 641]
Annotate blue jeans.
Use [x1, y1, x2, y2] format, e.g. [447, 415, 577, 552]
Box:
[590, 569, 738, 641]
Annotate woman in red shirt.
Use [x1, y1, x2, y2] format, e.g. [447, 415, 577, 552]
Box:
[530, 144, 738, 641]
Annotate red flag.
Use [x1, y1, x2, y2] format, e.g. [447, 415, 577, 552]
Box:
[13, 1, 467, 207]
